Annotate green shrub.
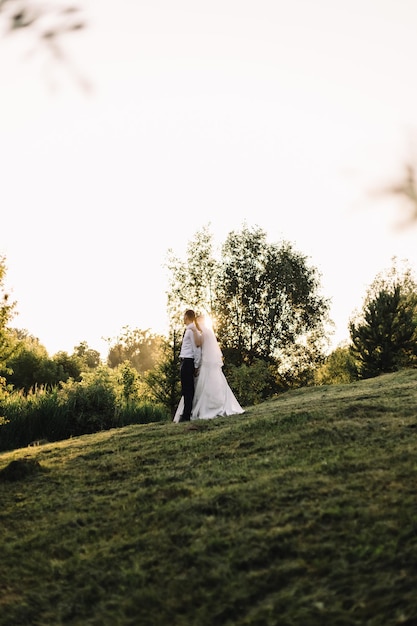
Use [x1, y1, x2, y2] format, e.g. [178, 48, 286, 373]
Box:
[314, 346, 358, 385]
[59, 367, 119, 435]
[0, 366, 169, 452]
[225, 359, 283, 405]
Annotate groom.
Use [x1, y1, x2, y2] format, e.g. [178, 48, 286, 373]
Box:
[178, 309, 201, 422]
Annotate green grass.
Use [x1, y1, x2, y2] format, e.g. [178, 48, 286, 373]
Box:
[1, 369, 417, 626]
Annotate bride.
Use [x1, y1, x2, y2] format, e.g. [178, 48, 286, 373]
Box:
[173, 315, 244, 422]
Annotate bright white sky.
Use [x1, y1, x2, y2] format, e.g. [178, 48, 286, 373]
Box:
[1, 0, 417, 358]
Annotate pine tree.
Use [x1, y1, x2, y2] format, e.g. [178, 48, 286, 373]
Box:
[349, 284, 417, 378]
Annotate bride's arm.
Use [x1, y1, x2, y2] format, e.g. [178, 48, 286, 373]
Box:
[190, 324, 202, 347]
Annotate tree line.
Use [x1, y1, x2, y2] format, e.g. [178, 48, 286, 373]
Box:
[1, 225, 416, 450]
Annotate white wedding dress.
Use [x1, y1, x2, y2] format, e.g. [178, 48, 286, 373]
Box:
[173, 319, 244, 422]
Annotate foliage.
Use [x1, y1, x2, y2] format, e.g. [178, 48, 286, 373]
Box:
[144, 331, 182, 418]
[0, 0, 84, 36]
[118, 361, 140, 404]
[73, 340, 101, 368]
[0, 0, 87, 86]
[217, 227, 330, 368]
[277, 327, 330, 388]
[315, 345, 358, 385]
[1, 370, 417, 625]
[106, 326, 164, 373]
[0, 367, 169, 452]
[224, 358, 285, 405]
[53, 350, 83, 381]
[0, 387, 69, 449]
[0, 256, 17, 396]
[215, 224, 267, 361]
[4, 331, 96, 392]
[166, 224, 220, 327]
[349, 259, 417, 378]
[58, 366, 119, 435]
[166, 224, 331, 383]
[6, 331, 55, 392]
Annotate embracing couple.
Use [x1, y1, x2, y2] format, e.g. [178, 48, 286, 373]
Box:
[174, 309, 244, 423]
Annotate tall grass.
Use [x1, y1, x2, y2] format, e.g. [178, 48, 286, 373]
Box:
[0, 387, 68, 450]
[0, 373, 169, 452]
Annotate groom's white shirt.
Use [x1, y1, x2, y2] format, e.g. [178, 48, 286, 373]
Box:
[180, 323, 201, 368]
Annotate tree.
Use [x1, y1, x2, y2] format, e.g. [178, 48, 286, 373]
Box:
[215, 225, 266, 362]
[53, 350, 83, 383]
[6, 330, 55, 392]
[349, 259, 417, 378]
[314, 345, 358, 385]
[166, 224, 331, 384]
[144, 331, 182, 417]
[106, 326, 164, 374]
[5, 330, 87, 391]
[215, 225, 330, 369]
[73, 341, 101, 369]
[166, 224, 219, 327]
[118, 361, 140, 405]
[0, 256, 17, 396]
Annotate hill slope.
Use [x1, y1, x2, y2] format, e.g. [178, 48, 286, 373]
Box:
[1, 370, 417, 626]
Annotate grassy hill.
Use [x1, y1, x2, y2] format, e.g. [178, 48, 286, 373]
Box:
[1, 369, 417, 626]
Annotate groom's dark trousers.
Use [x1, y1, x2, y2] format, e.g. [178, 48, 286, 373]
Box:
[180, 358, 195, 421]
